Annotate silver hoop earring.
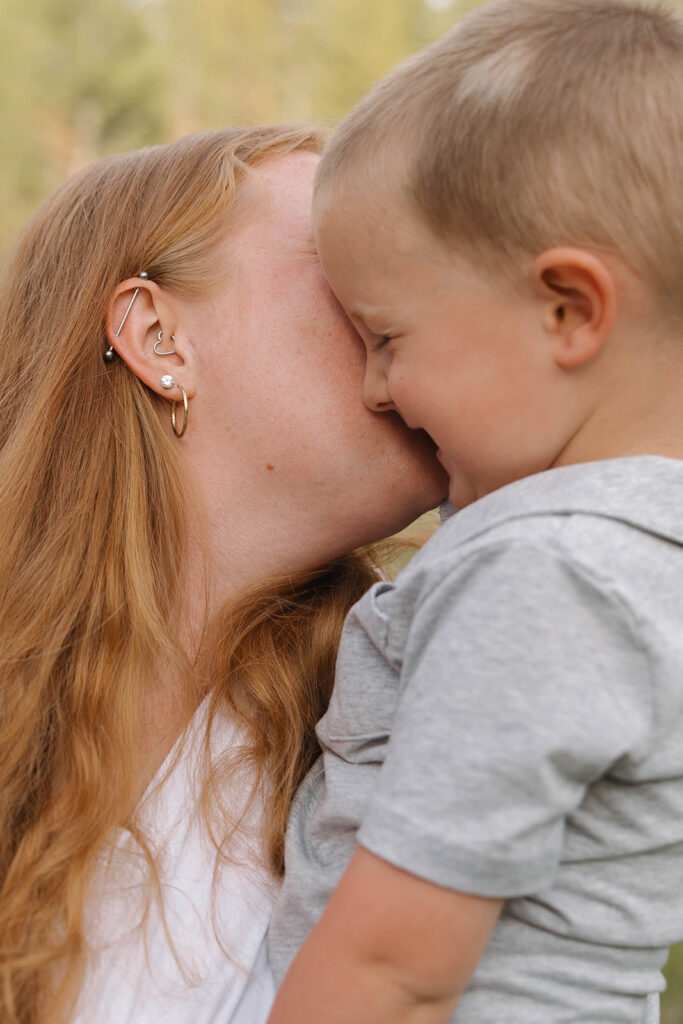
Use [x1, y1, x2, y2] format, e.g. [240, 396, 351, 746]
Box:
[104, 271, 149, 362]
[154, 330, 176, 356]
[171, 384, 189, 438]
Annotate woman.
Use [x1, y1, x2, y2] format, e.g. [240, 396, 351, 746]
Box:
[0, 125, 446, 1024]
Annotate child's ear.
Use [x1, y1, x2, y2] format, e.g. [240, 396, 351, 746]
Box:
[531, 248, 617, 369]
[105, 278, 197, 399]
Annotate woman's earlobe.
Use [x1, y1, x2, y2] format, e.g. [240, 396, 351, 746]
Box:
[149, 332, 197, 400]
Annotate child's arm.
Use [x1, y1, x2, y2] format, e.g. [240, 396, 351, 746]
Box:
[268, 845, 503, 1024]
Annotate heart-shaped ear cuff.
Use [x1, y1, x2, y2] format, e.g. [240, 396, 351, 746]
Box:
[154, 330, 177, 356]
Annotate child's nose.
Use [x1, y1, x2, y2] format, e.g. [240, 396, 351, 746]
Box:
[363, 360, 394, 413]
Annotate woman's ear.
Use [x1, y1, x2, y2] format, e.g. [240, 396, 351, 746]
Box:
[105, 278, 197, 399]
[532, 248, 617, 369]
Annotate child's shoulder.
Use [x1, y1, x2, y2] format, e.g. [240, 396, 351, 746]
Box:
[410, 455, 683, 577]
[366, 456, 683, 651]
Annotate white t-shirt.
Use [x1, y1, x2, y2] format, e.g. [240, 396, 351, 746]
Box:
[75, 702, 278, 1024]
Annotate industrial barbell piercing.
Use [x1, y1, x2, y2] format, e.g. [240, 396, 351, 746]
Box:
[104, 271, 150, 362]
[153, 330, 177, 357]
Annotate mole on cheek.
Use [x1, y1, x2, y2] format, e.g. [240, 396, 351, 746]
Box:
[266, 464, 275, 471]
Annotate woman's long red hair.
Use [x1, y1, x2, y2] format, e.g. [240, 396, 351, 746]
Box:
[0, 126, 380, 1023]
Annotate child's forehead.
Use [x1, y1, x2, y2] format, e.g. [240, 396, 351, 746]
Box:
[314, 169, 411, 231]
[315, 187, 436, 268]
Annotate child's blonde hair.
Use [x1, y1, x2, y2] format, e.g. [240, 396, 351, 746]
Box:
[316, 0, 683, 320]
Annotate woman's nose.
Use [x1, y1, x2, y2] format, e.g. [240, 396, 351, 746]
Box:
[363, 359, 394, 412]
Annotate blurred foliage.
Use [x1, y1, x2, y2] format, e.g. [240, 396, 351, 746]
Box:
[0, 0, 479, 260]
[665, 943, 683, 1024]
[1, 0, 680, 260]
[0, 0, 681, 1016]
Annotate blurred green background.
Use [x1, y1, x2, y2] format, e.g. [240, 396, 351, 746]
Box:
[1, 0, 681, 1016]
[667, 945, 683, 1024]
[0, 0, 484, 261]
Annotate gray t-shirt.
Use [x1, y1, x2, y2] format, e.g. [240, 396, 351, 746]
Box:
[269, 458, 683, 1022]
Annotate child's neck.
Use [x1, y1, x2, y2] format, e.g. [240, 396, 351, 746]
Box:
[554, 326, 683, 468]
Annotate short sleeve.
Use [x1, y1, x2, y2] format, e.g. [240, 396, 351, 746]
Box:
[357, 542, 652, 897]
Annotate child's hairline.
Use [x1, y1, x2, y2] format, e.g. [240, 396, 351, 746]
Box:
[315, 145, 550, 286]
[313, 141, 681, 334]
[313, 0, 683, 327]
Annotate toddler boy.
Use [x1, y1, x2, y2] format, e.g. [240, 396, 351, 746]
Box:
[268, 1, 683, 1021]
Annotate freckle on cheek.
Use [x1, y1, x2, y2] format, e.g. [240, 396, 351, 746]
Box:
[266, 464, 275, 471]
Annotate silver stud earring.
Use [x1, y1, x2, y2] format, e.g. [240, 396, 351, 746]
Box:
[160, 374, 175, 389]
[154, 330, 176, 356]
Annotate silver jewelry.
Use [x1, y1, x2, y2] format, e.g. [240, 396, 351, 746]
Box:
[104, 271, 149, 362]
[160, 374, 175, 389]
[154, 330, 176, 356]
